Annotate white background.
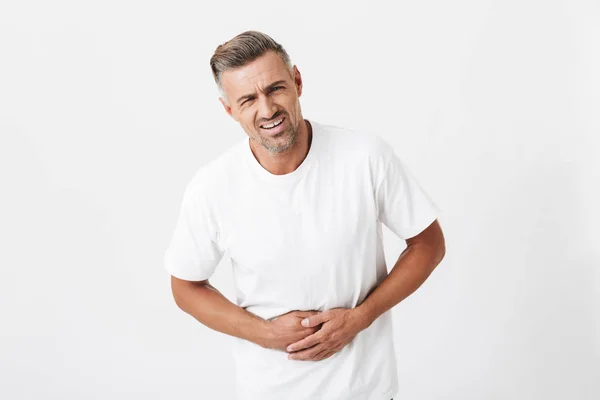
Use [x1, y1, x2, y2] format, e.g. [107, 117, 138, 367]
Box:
[1, 0, 599, 399]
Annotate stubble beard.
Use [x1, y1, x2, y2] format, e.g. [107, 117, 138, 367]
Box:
[255, 122, 298, 154]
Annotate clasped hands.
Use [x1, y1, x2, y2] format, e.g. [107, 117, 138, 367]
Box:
[262, 307, 369, 361]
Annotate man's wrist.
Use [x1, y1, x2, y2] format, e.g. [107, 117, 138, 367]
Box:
[253, 318, 273, 349]
[353, 302, 377, 331]
[236, 310, 272, 349]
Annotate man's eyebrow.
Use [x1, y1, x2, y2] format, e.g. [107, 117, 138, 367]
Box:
[235, 80, 288, 105]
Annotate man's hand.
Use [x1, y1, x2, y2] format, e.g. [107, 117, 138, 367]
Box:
[285, 307, 369, 361]
[261, 310, 322, 351]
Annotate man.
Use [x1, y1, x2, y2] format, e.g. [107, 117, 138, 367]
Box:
[164, 30, 446, 400]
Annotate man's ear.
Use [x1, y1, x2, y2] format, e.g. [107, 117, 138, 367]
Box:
[292, 65, 303, 97]
[219, 97, 237, 121]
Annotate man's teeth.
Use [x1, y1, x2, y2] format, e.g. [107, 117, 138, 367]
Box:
[261, 118, 283, 129]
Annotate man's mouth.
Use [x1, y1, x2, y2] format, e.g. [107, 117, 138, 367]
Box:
[260, 117, 285, 130]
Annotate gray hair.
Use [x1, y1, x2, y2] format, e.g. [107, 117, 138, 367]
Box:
[210, 30, 293, 105]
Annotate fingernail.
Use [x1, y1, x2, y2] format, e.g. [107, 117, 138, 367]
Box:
[302, 319, 309, 326]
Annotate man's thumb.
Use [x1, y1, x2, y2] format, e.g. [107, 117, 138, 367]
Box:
[302, 313, 323, 327]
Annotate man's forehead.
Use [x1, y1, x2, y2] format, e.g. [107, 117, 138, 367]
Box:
[221, 55, 291, 93]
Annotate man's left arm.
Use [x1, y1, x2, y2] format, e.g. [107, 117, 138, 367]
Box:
[354, 218, 445, 329]
[286, 219, 445, 361]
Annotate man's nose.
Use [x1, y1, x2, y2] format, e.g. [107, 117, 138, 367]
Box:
[257, 95, 277, 121]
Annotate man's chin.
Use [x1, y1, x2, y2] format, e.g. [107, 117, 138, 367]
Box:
[262, 142, 292, 154]
[254, 131, 293, 152]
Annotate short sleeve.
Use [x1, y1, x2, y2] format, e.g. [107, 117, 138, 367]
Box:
[164, 178, 224, 281]
[374, 139, 440, 239]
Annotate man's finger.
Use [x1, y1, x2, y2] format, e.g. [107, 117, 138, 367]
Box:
[301, 311, 327, 327]
[288, 343, 323, 361]
[286, 330, 322, 352]
[315, 349, 335, 361]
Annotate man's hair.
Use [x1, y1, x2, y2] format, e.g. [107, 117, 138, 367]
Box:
[210, 30, 293, 103]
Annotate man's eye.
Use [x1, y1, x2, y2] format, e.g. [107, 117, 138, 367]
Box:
[272, 86, 282, 91]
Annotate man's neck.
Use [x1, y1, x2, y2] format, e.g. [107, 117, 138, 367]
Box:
[250, 119, 312, 176]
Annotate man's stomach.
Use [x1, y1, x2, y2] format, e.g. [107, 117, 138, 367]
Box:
[230, 311, 398, 400]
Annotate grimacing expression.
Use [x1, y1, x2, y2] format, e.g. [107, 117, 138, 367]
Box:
[219, 50, 304, 154]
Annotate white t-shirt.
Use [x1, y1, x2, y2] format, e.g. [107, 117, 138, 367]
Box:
[164, 120, 440, 400]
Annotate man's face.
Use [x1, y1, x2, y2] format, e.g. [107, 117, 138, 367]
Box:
[219, 50, 303, 154]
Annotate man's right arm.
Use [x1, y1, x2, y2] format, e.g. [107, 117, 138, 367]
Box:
[170, 276, 272, 348]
